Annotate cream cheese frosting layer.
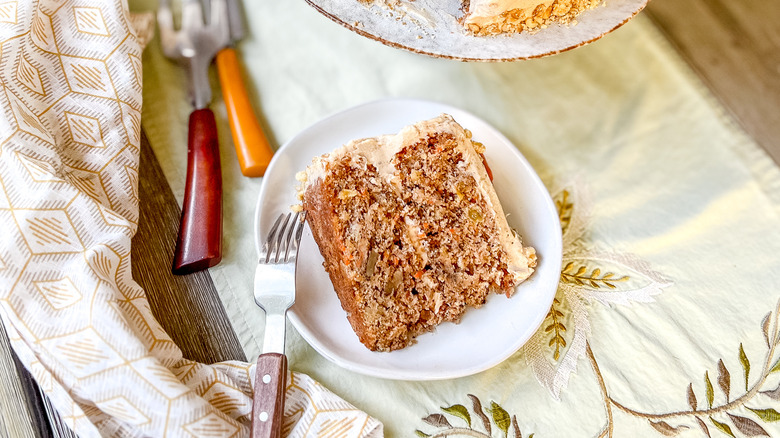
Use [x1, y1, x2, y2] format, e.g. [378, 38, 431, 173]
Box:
[463, 0, 554, 32]
[466, 0, 554, 20]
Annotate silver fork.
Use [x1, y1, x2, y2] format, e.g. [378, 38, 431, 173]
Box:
[157, 0, 230, 275]
[157, 0, 229, 109]
[252, 212, 305, 438]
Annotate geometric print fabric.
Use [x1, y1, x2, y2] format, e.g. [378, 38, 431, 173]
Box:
[0, 1, 381, 436]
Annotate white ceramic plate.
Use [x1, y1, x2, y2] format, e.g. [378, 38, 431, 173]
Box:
[255, 98, 562, 380]
[305, 0, 649, 61]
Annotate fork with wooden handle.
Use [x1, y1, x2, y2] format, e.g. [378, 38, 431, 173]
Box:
[253, 212, 305, 437]
[157, 0, 229, 274]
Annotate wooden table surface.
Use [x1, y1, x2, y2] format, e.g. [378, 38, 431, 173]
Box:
[2, 0, 779, 436]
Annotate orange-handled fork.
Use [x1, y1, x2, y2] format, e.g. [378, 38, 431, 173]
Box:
[217, 0, 275, 177]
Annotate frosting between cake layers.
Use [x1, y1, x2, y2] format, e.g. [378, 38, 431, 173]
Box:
[299, 114, 535, 284]
[463, 0, 554, 32]
[466, 0, 554, 19]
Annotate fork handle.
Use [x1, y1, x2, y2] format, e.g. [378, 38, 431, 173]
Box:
[252, 353, 287, 438]
[172, 108, 223, 275]
[216, 48, 274, 177]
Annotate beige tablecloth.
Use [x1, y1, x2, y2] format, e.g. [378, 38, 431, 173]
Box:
[3, 0, 779, 435]
[140, 0, 780, 436]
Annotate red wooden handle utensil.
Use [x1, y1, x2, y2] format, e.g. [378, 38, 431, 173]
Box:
[172, 108, 223, 275]
[216, 48, 274, 177]
[252, 353, 287, 438]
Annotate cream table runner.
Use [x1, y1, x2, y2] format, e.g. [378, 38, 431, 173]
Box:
[140, 1, 780, 438]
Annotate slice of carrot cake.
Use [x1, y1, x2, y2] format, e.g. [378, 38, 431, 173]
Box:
[297, 114, 536, 351]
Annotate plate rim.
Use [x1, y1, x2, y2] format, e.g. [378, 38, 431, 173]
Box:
[303, 0, 650, 62]
[254, 97, 563, 380]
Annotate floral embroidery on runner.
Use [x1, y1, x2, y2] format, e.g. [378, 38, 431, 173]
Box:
[591, 300, 780, 437]
[415, 180, 780, 437]
[523, 180, 672, 399]
[416, 394, 535, 438]
[417, 309, 780, 437]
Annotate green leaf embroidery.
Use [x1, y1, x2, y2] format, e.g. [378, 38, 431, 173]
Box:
[414, 430, 430, 437]
[488, 401, 511, 436]
[747, 407, 780, 422]
[441, 404, 471, 427]
[560, 263, 628, 289]
[709, 417, 736, 437]
[726, 413, 770, 437]
[544, 299, 567, 361]
[705, 371, 714, 409]
[556, 189, 573, 235]
[769, 357, 780, 374]
[739, 343, 750, 391]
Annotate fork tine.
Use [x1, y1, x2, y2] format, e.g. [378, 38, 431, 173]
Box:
[282, 212, 300, 262]
[273, 213, 292, 263]
[261, 212, 306, 264]
[156, 0, 177, 53]
[263, 214, 284, 263]
[292, 212, 306, 254]
[157, 0, 173, 26]
[209, 0, 227, 28]
[181, 0, 205, 29]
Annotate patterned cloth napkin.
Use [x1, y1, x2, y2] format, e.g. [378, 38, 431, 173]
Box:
[0, 1, 382, 437]
[141, 1, 780, 437]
